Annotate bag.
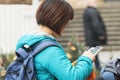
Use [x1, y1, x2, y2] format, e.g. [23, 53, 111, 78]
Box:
[100, 58, 120, 80]
[87, 70, 96, 80]
[5, 40, 59, 80]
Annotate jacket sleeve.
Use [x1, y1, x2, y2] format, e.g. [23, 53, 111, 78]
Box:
[44, 46, 93, 80]
[89, 10, 106, 37]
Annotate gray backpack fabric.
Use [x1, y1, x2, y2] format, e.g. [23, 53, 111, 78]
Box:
[101, 58, 120, 80]
[5, 40, 59, 80]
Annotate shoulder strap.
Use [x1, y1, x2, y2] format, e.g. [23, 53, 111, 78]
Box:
[16, 40, 59, 59]
[32, 40, 59, 56]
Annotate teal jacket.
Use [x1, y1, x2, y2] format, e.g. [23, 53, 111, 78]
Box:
[16, 34, 93, 80]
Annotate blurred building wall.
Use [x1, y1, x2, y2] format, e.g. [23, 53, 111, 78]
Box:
[0, 0, 119, 52]
[0, 5, 37, 52]
[0, 0, 42, 52]
[0, 0, 32, 4]
[67, 0, 104, 9]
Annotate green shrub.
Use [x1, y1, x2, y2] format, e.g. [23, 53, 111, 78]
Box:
[0, 51, 16, 70]
[66, 35, 85, 62]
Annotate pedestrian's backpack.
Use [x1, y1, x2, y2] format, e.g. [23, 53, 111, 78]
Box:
[100, 58, 120, 80]
[5, 40, 59, 80]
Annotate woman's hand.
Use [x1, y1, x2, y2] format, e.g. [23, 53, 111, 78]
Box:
[82, 50, 95, 61]
[72, 49, 95, 66]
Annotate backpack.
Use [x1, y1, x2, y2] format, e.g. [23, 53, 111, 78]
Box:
[4, 40, 59, 80]
[100, 58, 120, 80]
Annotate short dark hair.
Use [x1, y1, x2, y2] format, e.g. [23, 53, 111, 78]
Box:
[36, 0, 74, 35]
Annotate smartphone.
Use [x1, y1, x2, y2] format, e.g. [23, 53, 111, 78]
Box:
[89, 46, 103, 55]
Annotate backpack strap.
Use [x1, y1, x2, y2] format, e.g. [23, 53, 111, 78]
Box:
[32, 40, 59, 56]
[16, 40, 59, 59]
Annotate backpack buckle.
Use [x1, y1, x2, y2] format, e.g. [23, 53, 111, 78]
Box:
[23, 44, 32, 52]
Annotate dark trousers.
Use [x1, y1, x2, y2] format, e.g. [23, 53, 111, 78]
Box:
[95, 55, 101, 71]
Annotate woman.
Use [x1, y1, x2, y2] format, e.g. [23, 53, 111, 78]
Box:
[16, 0, 95, 80]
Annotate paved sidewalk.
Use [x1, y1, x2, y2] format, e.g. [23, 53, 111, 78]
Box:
[98, 51, 120, 67]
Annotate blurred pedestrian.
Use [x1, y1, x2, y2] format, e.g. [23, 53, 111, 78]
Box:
[83, 0, 107, 71]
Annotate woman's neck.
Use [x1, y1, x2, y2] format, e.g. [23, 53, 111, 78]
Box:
[37, 25, 59, 38]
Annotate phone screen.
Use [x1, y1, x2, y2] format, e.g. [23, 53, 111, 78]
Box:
[91, 46, 103, 55]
